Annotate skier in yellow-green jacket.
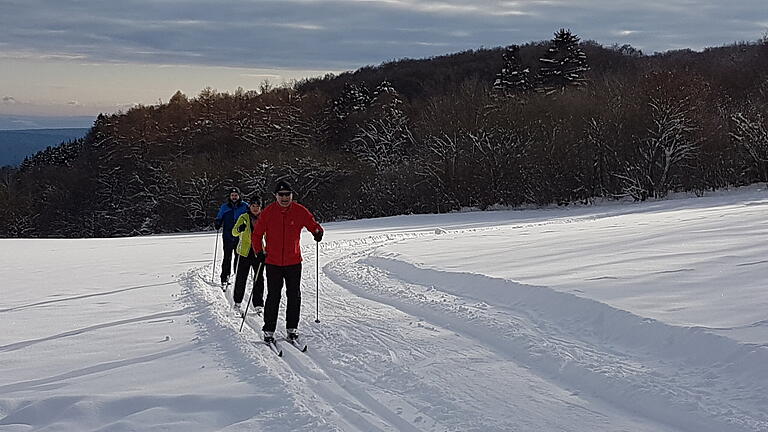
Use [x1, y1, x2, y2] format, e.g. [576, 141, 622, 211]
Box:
[231, 199, 266, 317]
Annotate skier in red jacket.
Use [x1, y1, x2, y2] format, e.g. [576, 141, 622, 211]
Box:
[251, 181, 323, 343]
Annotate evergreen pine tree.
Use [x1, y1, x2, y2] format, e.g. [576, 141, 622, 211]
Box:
[332, 83, 372, 121]
[537, 29, 589, 94]
[349, 80, 411, 169]
[493, 45, 532, 97]
[371, 80, 405, 120]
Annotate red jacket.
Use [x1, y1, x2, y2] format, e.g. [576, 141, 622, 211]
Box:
[251, 201, 322, 266]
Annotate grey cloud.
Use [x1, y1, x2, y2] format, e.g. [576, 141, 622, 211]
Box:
[0, 0, 766, 71]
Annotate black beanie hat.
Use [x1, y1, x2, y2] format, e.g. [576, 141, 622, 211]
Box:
[274, 181, 292, 193]
[227, 187, 241, 195]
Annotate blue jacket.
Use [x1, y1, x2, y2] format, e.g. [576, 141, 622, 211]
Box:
[215, 199, 249, 244]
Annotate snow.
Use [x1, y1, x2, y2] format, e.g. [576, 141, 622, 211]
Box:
[1, 185, 767, 431]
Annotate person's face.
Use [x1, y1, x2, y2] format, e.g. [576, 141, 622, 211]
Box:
[250, 203, 261, 215]
[275, 190, 292, 207]
[229, 192, 240, 201]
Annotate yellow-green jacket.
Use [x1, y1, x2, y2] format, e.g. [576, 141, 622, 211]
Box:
[232, 212, 260, 257]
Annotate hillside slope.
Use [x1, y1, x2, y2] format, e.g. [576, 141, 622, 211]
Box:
[1, 186, 766, 431]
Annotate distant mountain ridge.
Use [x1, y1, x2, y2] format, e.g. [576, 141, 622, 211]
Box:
[0, 128, 90, 167]
[0, 115, 95, 130]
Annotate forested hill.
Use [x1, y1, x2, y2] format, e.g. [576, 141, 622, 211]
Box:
[2, 30, 767, 238]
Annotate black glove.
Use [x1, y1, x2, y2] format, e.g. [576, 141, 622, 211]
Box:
[313, 230, 323, 242]
[214, 220, 221, 230]
[256, 251, 266, 261]
[237, 223, 246, 233]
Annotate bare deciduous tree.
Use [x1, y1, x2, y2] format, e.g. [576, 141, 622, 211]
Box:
[730, 109, 768, 182]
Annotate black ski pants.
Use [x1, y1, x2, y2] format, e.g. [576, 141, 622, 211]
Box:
[220, 239, 237, 283]
[262, 263, 302, 333]
[233, 250, 265, 307]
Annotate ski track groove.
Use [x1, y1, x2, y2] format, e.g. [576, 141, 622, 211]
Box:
[186, 219, 767, 432]
[321, 232, 766, 432]
[188, 267, 426, 432]
[193, 222, 648, 432]
[305, 226, 662, 432]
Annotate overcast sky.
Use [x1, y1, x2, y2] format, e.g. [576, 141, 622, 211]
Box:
[1, 0, 766, 125]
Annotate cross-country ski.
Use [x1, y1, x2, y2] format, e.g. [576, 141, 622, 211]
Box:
[285, 336, 308, 353]
[260, 339, 283, 357]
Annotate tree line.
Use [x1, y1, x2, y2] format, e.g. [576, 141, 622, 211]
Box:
[2, 29, 767, 238]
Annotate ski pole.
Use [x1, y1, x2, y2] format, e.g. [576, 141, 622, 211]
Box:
[211, 228, 220, 284]
[232, 235, 242, 282]
[240, 259, 265, 332]
[315, 241, 320, 324]
[225, 233, 243, 292]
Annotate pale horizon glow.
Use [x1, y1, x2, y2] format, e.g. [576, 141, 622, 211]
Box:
[0, 59, 337, 118]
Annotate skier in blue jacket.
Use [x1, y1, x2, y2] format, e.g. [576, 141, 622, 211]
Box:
[214, 187, 249, 289]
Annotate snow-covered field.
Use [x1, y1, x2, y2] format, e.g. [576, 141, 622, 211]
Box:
[1, 186, 767, 431]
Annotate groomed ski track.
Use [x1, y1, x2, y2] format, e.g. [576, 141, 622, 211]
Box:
[182, 214, 766, 432]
